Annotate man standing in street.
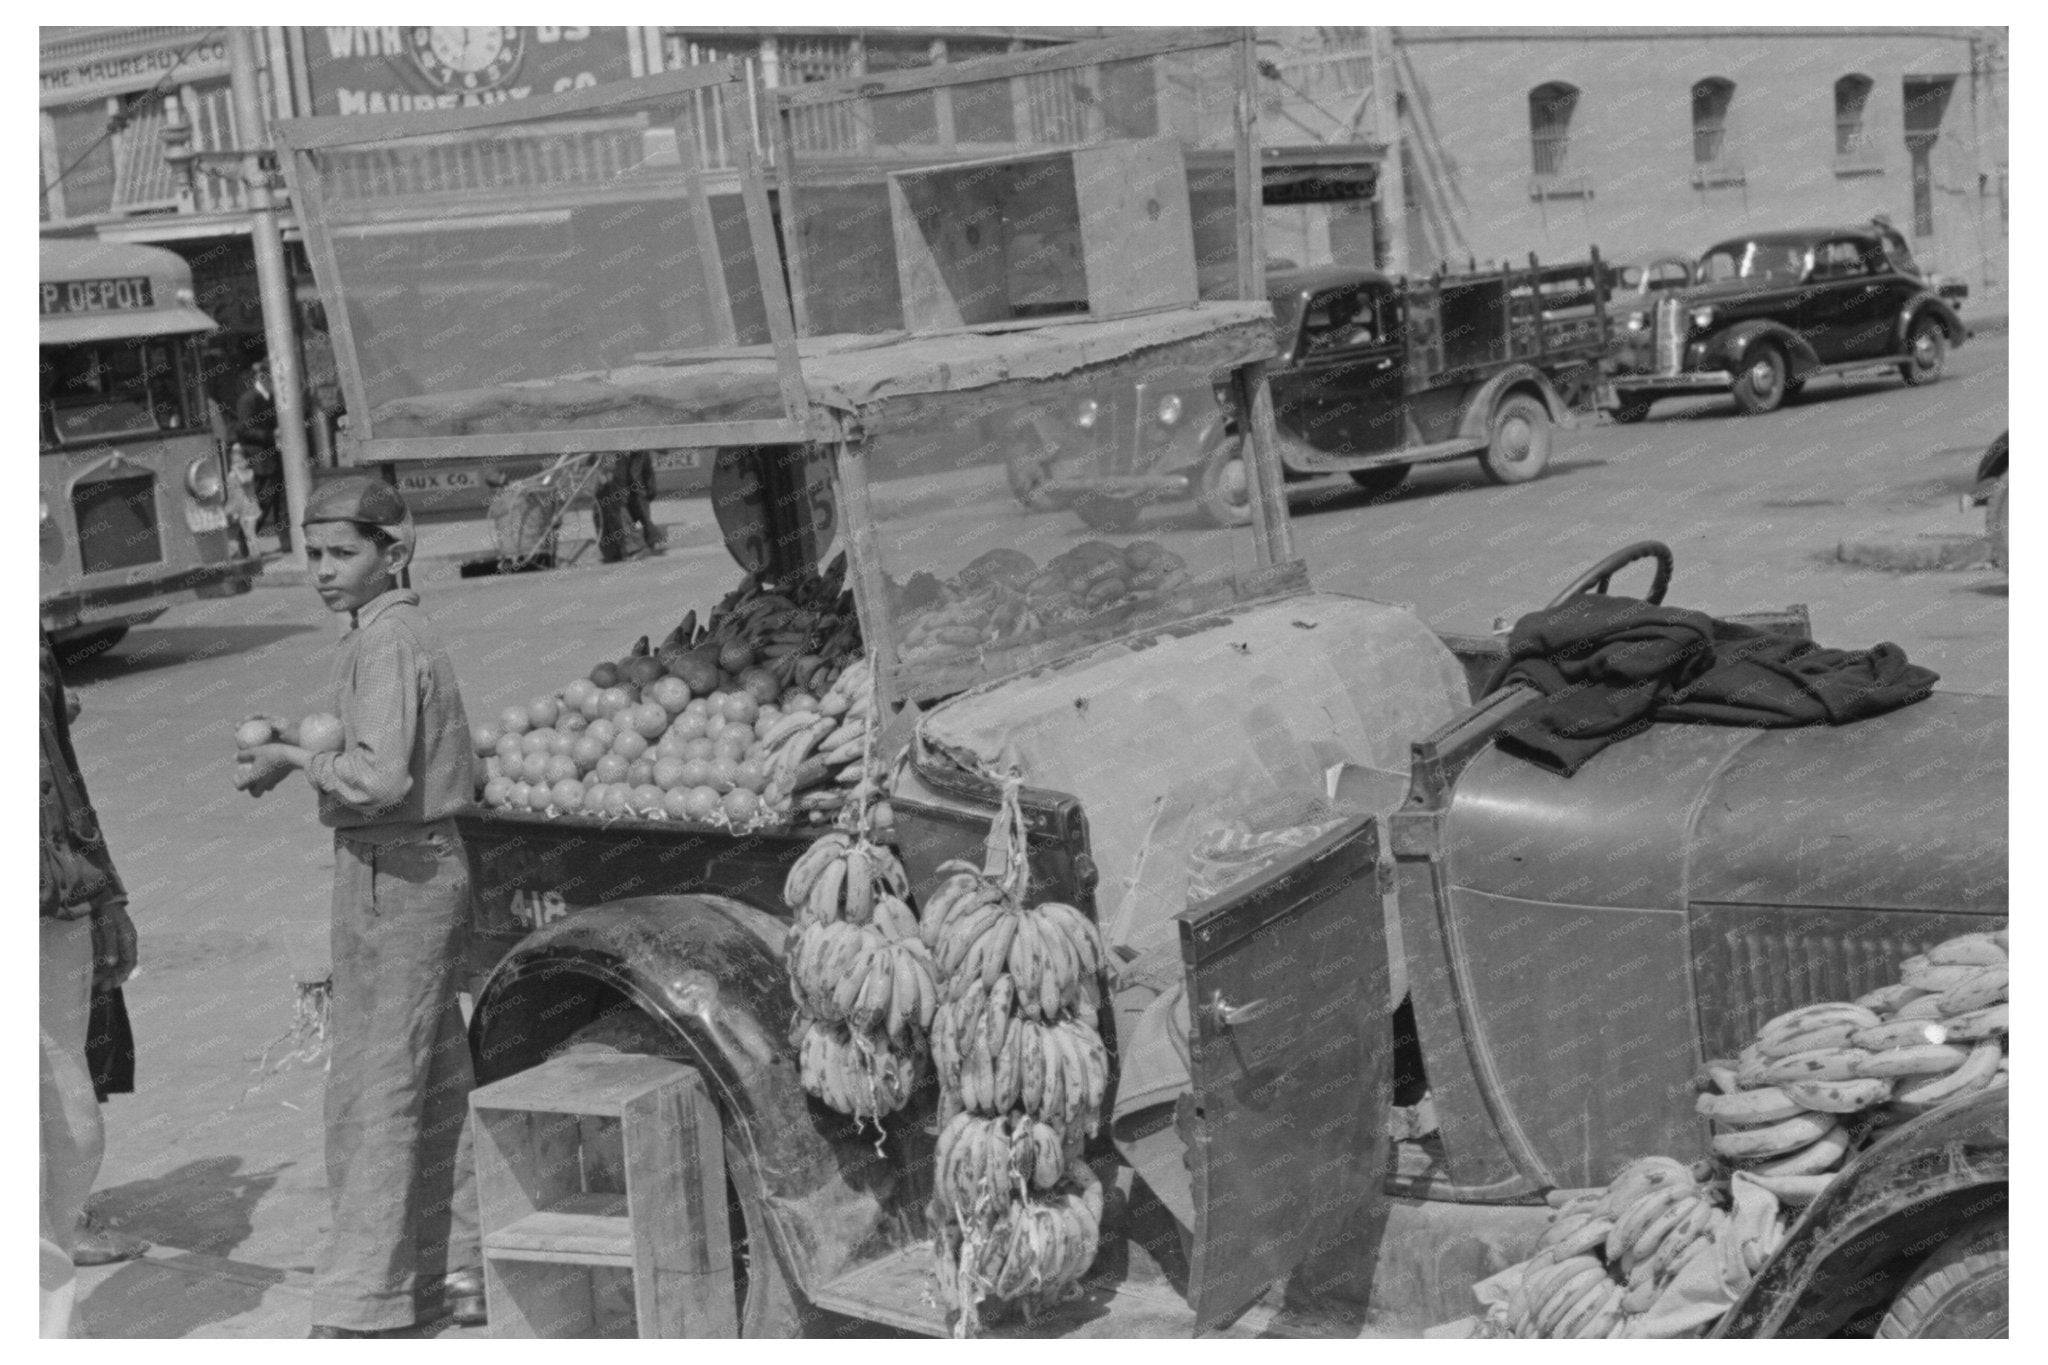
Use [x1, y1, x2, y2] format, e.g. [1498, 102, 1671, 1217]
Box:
[40, 630, 146, 1336]
[235, 360, 288, 548]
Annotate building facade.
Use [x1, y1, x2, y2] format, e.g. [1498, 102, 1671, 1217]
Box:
[1378, 27, 2006, 291]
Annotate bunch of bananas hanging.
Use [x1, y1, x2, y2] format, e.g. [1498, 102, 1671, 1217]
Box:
[925, 780, 1114, 1333]
[1472, 925, 2008, 1339]
[931, 1119, 1105, 1306]
[676, 553, 861, 695]
[760, 659, 888, 826]
[782, 829, 935, 1120]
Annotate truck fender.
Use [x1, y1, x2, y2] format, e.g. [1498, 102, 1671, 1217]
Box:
[1703, 321, 1820, 379]
[1896, 294, 1968, 348]
[1455, 364, 1571, 445]
[468, 894, 893, 1300]
[1711, 1091, 2007, 1338]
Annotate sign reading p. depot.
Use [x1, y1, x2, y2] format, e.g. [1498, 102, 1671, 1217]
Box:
[305, 26, 640, 117]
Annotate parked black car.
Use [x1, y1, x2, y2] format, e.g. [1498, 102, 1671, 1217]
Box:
[1608, 225, 1965, 420]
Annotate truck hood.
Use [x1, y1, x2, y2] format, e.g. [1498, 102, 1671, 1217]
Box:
[1444, 690, 2006, 915]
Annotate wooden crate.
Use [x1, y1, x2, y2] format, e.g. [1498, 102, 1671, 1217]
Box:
[887, 138, 1197, 332]
[473, 1054, 734, 1338]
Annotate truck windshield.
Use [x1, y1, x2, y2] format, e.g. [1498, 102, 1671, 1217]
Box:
[1698, 240, 1805, 285]
[40, 339, 194, 448]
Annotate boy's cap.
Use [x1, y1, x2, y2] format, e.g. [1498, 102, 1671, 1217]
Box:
[302, 476, 411, 529]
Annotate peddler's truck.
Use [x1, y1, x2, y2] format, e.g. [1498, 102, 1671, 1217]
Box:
[278, 31, 2006, 1339]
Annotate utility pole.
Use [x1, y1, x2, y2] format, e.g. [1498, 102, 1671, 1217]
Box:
[1370, 26, 1408, 278]
[229, 27, 311, 569]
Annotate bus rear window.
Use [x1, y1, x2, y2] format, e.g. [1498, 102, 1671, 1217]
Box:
[40, 341, 191, 446]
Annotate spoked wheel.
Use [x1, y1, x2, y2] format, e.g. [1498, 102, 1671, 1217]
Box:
[1733, 344, 1789, 415]
[1196, 432, 1253, 527]
[1900, 317, 1950, 387]
[1876, 1215, 2007, 1338]
[1479, 394, 1553, 484]
[557, 1010, 814, 1337]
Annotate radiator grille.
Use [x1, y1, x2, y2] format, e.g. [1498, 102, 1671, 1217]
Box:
[73, 474, 161, 576]
[1690, 902, 1992, 1059]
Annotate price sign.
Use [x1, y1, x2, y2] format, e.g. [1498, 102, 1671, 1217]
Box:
[710, 446, 836, 578]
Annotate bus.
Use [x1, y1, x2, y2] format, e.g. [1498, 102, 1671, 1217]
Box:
[39, 239, 262, 663]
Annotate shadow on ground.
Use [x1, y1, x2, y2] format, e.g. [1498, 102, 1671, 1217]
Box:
[64, 624, 321, 682]
[95, 1155, 289, 1258]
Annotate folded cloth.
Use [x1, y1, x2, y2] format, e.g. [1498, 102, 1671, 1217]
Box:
[1496, 596, 1937, 776]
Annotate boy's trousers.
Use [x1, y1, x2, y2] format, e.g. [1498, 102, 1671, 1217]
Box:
[315, 820, 481, 1330]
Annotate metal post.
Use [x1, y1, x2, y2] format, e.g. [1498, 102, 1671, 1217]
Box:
[230, 26, 311, 569]
[1370, 27, 1407, 278]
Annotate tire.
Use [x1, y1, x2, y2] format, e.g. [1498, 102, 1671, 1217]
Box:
[1783, 379, 1807, 403]
[558, 1010, 815, 1337]
[1900, 317, 1950, 387]
[55, 626, 128, 671]
[1478, 394, 1552, 484]
[1609, 399, 1653, 424]
[1196, 432, 1253, 527]
[1875, 1214, 2007, 1338]
[1733, 344, 1789, 415]
[1348, 465, 1410, 499]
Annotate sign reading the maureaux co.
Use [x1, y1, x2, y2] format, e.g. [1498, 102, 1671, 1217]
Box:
[305, 26, 641, 116]
[39, 32, 230, 105]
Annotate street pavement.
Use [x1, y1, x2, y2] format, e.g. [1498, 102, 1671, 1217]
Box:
[59, 334, 2006, 1337]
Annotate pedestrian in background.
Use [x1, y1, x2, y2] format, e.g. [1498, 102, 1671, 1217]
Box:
[231, 477, 485, 1337]
[234, 360, 287, 544]
[226, 444, 262, 556]
[40, 630, 147, 1337]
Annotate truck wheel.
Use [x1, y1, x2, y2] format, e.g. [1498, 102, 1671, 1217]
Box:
[1900, 317, 1949, 386]
[1348, 465, 1409, 499]
[1196, 433, 1254, 527]
[1733, 345, 1788, 414]
[55, 625, 128, 671]
[1479, 394, 1552, 484]
[559, 1010, 815, 1338]
[1875, 1215, 2007, 1338]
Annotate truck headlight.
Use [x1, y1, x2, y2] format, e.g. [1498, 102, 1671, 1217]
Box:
[1156, 394, 1183, 426]
[186, 455, 223, 502]
[1689, 306, 1717, 331]
[1074, 398, 1100, 430]
[1626, 312, 1647, 332]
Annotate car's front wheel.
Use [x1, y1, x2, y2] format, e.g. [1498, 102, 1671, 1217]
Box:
[1900, 317, 1950, 387]
[1479, 394, 1552, 484]
[1876, 1215, 2007, 1338]
[1196, 432, 1254, 527]
[1732, 344, 1789, 415]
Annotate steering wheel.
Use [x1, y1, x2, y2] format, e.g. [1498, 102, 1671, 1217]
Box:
[1545, 540, 1674, 609]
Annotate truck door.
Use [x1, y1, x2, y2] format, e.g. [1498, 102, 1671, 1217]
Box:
[1177, 814, 1391, 1333]
[1287, 285, 1408, 457]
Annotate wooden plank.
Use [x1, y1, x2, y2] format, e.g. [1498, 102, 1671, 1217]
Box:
[273, 64, 740, 152]
[624, 1072, 735, 1337]
[723, 82, 812, 427]
[488, 1205, 636, 1265]
[1074, 140, 1198, 319]
[1235, 30, 1265, 303]
[677, 89, 738, 349]
[773, 28, 1235, 108]
[770, 102, 813, 338]
[1233, 361, 1293, 565]
[473, 1053, 693, 1118]
[348, 419, 821, 465]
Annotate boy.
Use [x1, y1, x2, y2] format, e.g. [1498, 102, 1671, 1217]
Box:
[233, 477, 484, 1337]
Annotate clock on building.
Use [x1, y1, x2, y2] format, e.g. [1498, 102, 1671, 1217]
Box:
[407, 27, 527, 93]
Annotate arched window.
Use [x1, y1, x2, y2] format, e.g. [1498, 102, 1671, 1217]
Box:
[1692, 77, 1735, 165]
[1834, 74, 1874, 156]
[1528, 81, 1579, 176]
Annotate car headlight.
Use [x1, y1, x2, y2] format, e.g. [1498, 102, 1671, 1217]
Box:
[186, 455, 224, 502]
[40, 495, 52, 524]
[1689, 306, 1717, 331]
[1074, 398, 1100, 430]
[1626, 312, 1647, 332]
[1156, 394, 1183, 426]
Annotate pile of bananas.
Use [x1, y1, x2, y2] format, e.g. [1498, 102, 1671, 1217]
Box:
[1698, 927, 2008, 1199]
[896, 540, 1193, 666]
[926, 787, 1113, 1334]
[670, 553, 862, 696]
[783, 831, 935, 1120]
[1475, 925, 2008, 1339]
[932, 1119, 1105, 1305]
[760, 658, 888, 826]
